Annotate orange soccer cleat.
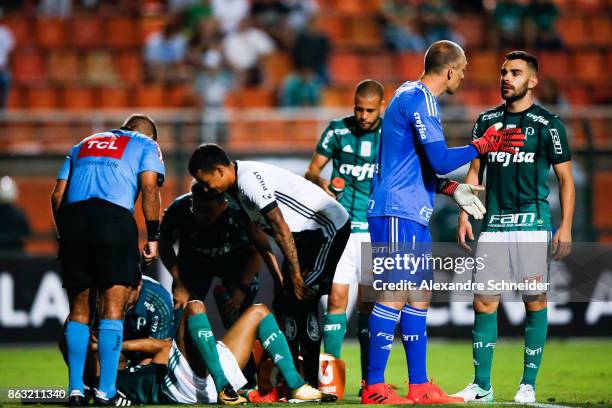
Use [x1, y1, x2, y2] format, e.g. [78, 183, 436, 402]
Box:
[361, 382, 413, 404]
[407, 380, 464, 404]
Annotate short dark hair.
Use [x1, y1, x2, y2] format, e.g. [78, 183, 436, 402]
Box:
[355, 79, 384, 99]
[121, 114, 157, 139]
[188, 143, 231, 176]
[505, 50, 539, 72]
[424, 40, 465, 75]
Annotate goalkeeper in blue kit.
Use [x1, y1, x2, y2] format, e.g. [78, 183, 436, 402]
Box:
[361, 41, 526, 404]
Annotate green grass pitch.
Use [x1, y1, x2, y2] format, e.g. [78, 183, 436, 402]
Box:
[0, 340, 611, 407]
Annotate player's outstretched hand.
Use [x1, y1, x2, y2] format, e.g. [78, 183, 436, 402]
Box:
[143, 240, 158, 265]
[472, 123, 526, 155]
[453, 183, 486, 220]
[457, 216, 475, 253]
[173, 283, 190, 310]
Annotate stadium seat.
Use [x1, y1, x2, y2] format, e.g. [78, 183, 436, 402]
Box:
[140, 17, 166, 43]
[346, 16, 381, 48]
[263, 53, 293, 89]
[558, 16, 589, 47]
[105, 17, 140, 48]
[314, 15, 345, 44]
[594, 172, 612, 228]
[98, 86, 130, 108]
[62, 86, 95, 111]
[322, 87, 352, 106]
[23, 86, 59, 109]
[455, 87, 484, 106]
[116, 52, 143, 84]
[69, 17, 103, 48]
[564, 86, 590, 106]
[467, 51, 499, 83]
[6, 86, 23, 109]
[572, 51, 604, 83]
[2, 16, 32, 46]
[11, 47, 46, 84]
[34, 18, 66, 48]
[47, 50, 81, 83]
[396, 53, 424, 81]
[134, 85, 166, 108]
[452, 14, 484, 49]
[329, 52, 364, 86]
[166, 83, 195, 108]
[364, 53, 395, 82]
[590, 17, 612, 46]
[225, 88, 276, 108]
[539, 52, 570, 81]
[84, 51, 118, 84]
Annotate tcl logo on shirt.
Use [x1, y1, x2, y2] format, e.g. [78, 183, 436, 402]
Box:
[78, 135, 130, 159]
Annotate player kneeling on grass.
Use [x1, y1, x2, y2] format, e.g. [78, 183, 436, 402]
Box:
[108, 301, 336, 405]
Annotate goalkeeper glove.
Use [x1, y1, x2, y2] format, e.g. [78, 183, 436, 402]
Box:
[439, 179, 486, 220]
[472, 123, 526, 155]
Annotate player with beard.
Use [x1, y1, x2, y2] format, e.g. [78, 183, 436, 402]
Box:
[452, 51, 575, 403]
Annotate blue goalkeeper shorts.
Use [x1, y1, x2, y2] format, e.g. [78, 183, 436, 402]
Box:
[367, 216, 433, 285]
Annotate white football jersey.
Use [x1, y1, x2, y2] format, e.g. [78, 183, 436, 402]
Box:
[231, 160, 349, 236]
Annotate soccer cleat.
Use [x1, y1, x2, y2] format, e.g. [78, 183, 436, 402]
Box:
[68, 390, 88, 406]
[113, 390, 132, 406]
[289, 383, 337, 403]
[218, 385, 247, 405]
[408, 380, 464, 404]
[361, 382, 413, 404]
[451, 383, 494, 402]
[514, 384, 536, 403]
[245, 387, 280, 403]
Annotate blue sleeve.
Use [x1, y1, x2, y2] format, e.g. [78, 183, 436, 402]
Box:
[57, 150, 73, 180]
[410, 92, 445, 145]
[423, 140, 479, 175]
[139, 139, 165, 176]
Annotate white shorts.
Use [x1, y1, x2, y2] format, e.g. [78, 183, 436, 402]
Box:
[332, 232, 372, 285]
[163, 340, 247, 404]
[473, 230, 551, 296]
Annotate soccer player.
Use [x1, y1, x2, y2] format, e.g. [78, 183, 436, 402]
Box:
[361, 40, 526, 404]
[111, 302, 335, 404]
[188, 144, 351, 387]
[452, 51, 574, 404]
[51, 114, 165, 405]
[58, 276, 175, 392]
[159, 182, 262, 325]
[305, 79, 384, 386]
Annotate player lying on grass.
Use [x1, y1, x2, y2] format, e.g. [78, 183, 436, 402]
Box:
[103, 301, 336, 405]
[58, 276, 175, 401]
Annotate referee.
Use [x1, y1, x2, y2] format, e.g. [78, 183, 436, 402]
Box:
[51, 114, 165, 406]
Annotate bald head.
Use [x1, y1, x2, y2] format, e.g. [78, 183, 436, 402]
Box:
[424, 40, 465, 75]
[121, 114, 158, 140]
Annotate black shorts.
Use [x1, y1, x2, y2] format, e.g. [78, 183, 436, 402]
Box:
[59, 198, 140, 290]
[291, 221, 351, 296]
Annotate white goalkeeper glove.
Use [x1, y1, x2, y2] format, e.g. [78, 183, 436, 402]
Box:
[439, 180, 486, 220]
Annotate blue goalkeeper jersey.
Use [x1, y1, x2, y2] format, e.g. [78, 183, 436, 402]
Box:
[57, 129, 165, 213]
[367, 81, 444, 226]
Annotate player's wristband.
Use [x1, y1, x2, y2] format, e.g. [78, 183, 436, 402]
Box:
[146, 220, 161, 241]
[438, 178, 460, 196]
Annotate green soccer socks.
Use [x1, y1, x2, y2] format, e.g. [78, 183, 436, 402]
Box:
[322, 312, 347, 359]
[187, 314, 230, 392]
[521, 308, 548, 388]
[258, 314, 305, 390]
[472, 311, 497, 391]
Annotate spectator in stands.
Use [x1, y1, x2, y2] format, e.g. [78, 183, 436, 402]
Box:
[144, 15, 189, 82]
[211, 0, 249, 34]
[536, 77, 570, 114]
[279, 68, 323, 107]
[223, 16, 275, 87]
[379, 0, 426, 52]
[419, 0, 464, 45]
[525, 0, 563, 50]
[187, 18, 233, 108]
[0, 176, 31, 253]
[0, 16, 14, 110]
[250, 0, 292, 50]
[285, 0, 318, 32]
[292, 16, 331, 85]
[493, 0, 527, 49]
[38, 0, 71, 17]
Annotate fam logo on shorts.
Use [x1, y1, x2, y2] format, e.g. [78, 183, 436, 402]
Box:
[78, 135, 130, 159]
[307, 313, 321, 341]
[283, 315, 297, 341]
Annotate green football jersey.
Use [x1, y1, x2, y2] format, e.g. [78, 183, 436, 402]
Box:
[472, 103, 571, 232]
[316, 115, 381, 233]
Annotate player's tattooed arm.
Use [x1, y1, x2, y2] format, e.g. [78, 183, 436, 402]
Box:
[305, 153, 334, 197]
[242, 212, 284, 286]
[263, 207, 315, 301]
